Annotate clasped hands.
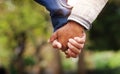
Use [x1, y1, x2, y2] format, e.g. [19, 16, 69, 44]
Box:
[49, 21, 86, 58]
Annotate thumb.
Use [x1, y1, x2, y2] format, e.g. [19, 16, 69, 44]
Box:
[52, 40, 62, 49]
[49, 32, 58, 43]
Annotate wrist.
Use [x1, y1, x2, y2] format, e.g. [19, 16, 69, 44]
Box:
[67, 21, 86, 31]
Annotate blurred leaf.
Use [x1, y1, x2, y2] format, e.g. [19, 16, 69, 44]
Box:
[108, 51, 120, 68]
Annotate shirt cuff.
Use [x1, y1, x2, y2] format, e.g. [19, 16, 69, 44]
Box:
[68, 14, 91, 30]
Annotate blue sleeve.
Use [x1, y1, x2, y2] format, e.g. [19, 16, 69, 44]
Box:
[34, 0, 71, 31]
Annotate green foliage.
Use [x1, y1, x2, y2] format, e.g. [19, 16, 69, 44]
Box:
[1, 0, 120, 73]
[86, 51, 120, 70]
[62, 58, 77, 70]
[85, 51, 113, 69]
[0, 0, 51, 68]
[108, 51, 120, 68]
[61, 53, 77, 70]
[0, 35, 11, 67]
[24, 56, 35, 66]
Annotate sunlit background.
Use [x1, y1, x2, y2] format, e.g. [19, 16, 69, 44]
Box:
[0, 0, 120, 74]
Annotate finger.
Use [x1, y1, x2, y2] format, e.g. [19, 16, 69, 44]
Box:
[74, 36, 86, 44]
[68, 42, 81, 54]
[66, 55, 70, 58]
[52, 40, 62, 49]
[74, 32, 86, 43]
[65, 51, 71, 58]
[66, 49, 78, 58]
[69, 39, 84, 49]
[49, 32, 58, 43]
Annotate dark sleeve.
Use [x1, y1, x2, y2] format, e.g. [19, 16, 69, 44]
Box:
[34, 0, 72, 31]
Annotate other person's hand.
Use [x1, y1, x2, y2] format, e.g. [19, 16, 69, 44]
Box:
[49, 21, 86, 57]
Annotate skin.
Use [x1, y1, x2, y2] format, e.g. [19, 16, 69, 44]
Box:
[49, 21, 86, 58]
[66, 34, 86, 58]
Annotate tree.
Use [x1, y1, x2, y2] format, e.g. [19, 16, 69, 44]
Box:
[0, 0, 51, 73]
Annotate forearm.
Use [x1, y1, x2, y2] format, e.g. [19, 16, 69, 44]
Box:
[68, 0, 108, 30]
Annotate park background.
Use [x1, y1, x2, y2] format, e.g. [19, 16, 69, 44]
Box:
[0, 0, 120, 74]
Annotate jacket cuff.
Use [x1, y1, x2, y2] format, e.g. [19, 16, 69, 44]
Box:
[68, 14, 91, 30]
[68, 0, 108, 30]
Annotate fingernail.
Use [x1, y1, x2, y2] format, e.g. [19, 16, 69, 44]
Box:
[67, 42, 70, 47]
[74, 37, 77, 40]
[57, 43, 62, 49]
[65, 51, 68, 54]
[74, 37, 81, 42]
[69, 39, 73, 42]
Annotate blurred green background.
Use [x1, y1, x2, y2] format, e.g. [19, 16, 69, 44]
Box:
[0, 0, 120, 74]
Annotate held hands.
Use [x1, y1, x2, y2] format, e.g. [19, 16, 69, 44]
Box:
[49, 21, 86, 58]
[65, 33, 86, 58]
[35, 0, 86, 58]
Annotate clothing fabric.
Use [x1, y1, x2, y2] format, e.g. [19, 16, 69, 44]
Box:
[35, 0, 108, 31]
[34, 0, 72, 31]
[68, 0, 108, 30]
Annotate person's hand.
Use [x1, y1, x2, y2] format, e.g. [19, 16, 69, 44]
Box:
[51, 32, 86, 58]
[65, 32, 86, 58]
[49, 21, 84, 51]
[49, 21, 86, 56]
